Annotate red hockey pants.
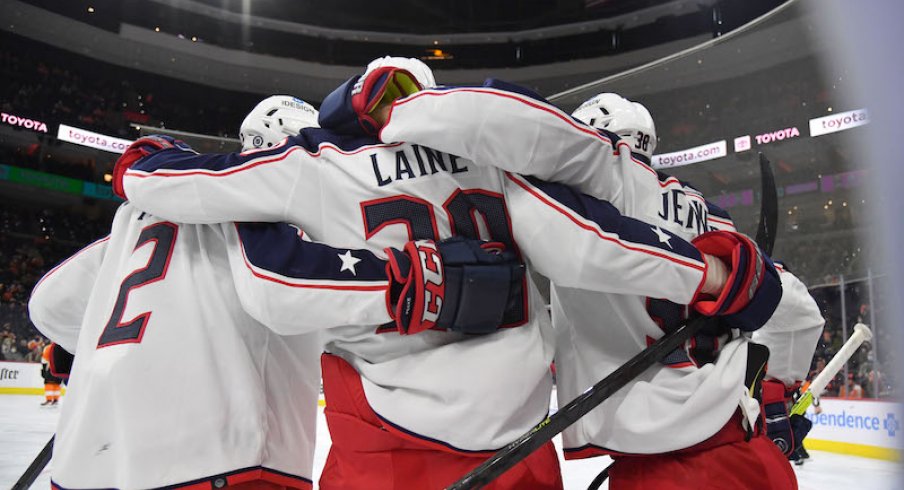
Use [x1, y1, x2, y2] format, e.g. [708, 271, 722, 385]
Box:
[608, 415, 797, 490]
[319, 353, 564, 490]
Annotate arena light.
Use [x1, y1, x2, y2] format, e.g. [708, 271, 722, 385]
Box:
[87, 6, 94, 13]
[423, 48, 453, 60]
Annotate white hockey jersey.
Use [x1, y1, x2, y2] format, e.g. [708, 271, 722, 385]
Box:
[28, 204, 395, 489]
[377, 84, 824, 455]
[120, 107, 710, 451]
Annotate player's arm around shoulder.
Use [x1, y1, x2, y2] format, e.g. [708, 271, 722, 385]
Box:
[225, 222, 526, 337]
[120, 136, 318, 225]
[28, 234, 110, 353]
[224, 222, 392, 335]
[503, 173, 706, 304]
[379, 83, 630, 198]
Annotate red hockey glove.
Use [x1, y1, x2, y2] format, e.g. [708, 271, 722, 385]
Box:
[112, 135, 184, 199]
[691, 230, 782, 331]
[385, 237, 524, 335]
[318, 67, 422, 137]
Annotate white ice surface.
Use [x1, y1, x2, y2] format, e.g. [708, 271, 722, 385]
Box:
[1, 394, 900, 489]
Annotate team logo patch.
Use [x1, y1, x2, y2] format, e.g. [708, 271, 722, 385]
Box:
[773, 436, 789, 454]
[416, 241, 444, 324]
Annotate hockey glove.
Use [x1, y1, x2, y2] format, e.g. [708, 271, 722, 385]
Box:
[47, 343, 74, 381]
[763, 380, 813, 457]
[319, 67, 422, 137]
[112, 135, 192, 199]
[691, 230, 782, 332]
[386, 237, 525, 335]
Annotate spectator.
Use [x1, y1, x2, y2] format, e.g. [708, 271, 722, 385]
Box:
[839, 373, 864, 399]
[816, 328, 840, 360]
[0, 203, 111, 347]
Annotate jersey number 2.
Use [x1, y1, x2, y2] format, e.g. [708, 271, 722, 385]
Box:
[97, 222, 178, 348]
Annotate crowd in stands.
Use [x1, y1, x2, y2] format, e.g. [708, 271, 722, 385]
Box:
[0, 141, 99, 182]
[807, 277, 894, 399]
[779, 231, 869, 287]
[0, 203, 110, 362]
[1, 31, 261, 184]
[646, 56, 837, 156]
[0, 32, 259, 140]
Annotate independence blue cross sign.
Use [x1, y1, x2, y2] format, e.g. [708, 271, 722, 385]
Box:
[882, 413, 900, 437]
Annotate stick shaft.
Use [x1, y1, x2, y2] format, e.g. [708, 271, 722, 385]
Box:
[790, 323, 872, 416]
[446, 316, 710, 490]
[11, 435, 54, 490]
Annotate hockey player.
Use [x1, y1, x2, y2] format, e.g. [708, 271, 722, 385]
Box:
[563, 97, 820, 488]
[238, 95, 321, 150]
[370, 87, 822, 489]
[568, 95, 822, 478]
[113, 69, 781, 489]
[28, 97, 519, 489]
[39, 342, 62, 406]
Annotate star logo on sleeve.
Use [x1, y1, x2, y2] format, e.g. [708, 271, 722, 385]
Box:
[338, 250, 362, 276]
[652, 226, 673, 249]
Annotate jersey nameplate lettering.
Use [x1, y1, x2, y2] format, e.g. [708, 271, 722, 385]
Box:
[371, 144, 469, 186]
[657, 189, 711, 235]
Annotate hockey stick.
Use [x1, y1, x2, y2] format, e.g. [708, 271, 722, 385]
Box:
[790, 323, 873, 416]
[447, 157, 779, 490]
[11, 435, 54, 490]
[755, 152, 778, 255]
[586, 462, 613, 490]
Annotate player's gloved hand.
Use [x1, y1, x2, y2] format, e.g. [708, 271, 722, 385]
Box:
[112, 135, 191, 199]
[319, 67, 422, 137]
[385, 237, 525, 335]
[47, 343, 74, 380]
[763, 379, 813, 457]
[690, 230, 782, 332]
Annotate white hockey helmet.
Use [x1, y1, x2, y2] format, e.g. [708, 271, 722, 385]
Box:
[571, 93, 657, 159]
[365, 56, 437, 89]
[239, 95, 319, 151]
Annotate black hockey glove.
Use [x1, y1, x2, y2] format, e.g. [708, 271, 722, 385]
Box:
[763, 380, 813, 457]
[385, 237, 525, 335]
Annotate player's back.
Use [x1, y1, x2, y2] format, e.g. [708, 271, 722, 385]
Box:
[273, 132, 555, 452]
[36, 203, 320, 489]
[549, 170, 752, 455]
